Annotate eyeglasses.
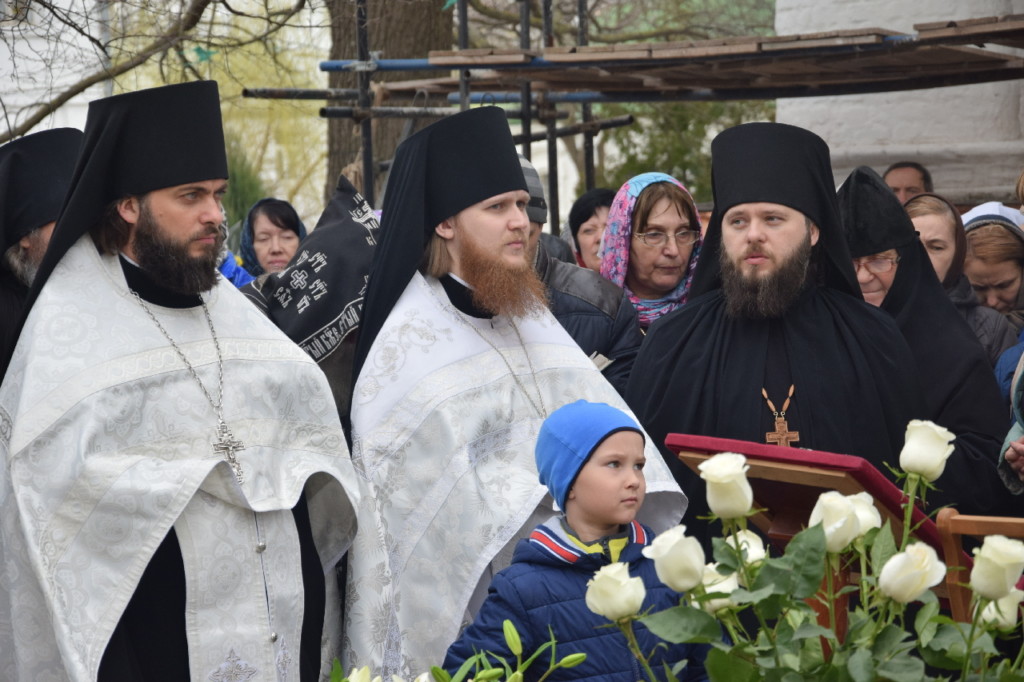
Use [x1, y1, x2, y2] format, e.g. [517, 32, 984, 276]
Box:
[634, 229, 699, 248]
[852, 255, 901, 274]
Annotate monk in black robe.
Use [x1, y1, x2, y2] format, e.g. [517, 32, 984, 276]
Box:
[839, 165, 1015, 516]
[626, 122, 927, 547]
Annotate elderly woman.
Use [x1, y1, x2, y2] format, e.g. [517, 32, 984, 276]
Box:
[904, 193, 1016, 366]
[599, 173, 701, 330]
[963, 201, 1024, 333]
[839, 166, 1013, 516]
[240, 197, 307, 277]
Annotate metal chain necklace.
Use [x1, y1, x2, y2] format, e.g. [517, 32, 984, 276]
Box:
[462, 316, 548, 419]
[130, 290, 246, 482]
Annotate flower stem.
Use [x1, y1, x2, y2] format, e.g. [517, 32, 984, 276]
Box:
[962, 597, 984, 680]
[900, 475, 919, 552]
[620, 617, 658, 682]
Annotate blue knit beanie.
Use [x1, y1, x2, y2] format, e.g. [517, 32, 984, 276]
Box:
[535, 400, 644, 510]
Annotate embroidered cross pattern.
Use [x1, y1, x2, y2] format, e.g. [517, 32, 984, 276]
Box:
[213, 419, 245, 483]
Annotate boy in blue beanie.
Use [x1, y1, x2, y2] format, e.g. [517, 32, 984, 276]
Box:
[443, 400, 709, 681]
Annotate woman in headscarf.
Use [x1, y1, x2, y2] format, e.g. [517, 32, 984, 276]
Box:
[840, 166, 1014, 516]
[904, 192, 1015, 366]
[963, 201, 1024, 334]
[599, 172, 701, 330]
[240, 197, 307, 277]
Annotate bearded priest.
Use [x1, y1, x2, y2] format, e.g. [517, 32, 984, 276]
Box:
[344, 107, 686, 677]
[626, 122, 928, 550]
[0, 81, 362, 681]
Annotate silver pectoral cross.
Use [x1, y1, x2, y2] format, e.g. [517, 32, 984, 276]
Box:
[213, 419, 245, 483]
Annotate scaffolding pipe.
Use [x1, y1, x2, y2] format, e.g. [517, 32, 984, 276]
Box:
[510, 115, 633, 144]
[320, 36, 910, 73]
[458, 0, 470, 110]
[355, 0, 374, 205]
[577, 0, 594, 191]
[319, 106, 559, 120]
[518, 0, 531, 160]
[243, 88, 361, 100]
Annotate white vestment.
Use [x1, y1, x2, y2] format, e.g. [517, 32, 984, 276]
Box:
[343, 274, 686, 676]
[0, 236, 362, 681]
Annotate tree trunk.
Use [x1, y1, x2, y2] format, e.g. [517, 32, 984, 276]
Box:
[325, 0, 453, 206]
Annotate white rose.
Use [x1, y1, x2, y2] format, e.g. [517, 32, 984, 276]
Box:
[808, 491, 861, 553]
[979, 589, 1024, 630]
[642, 525, 705, 592]
[586, 562, 646, 621]
[727, 529, 766, 565]
[698, 453, 754, 519]
[700, 563, 740, 615]
[970, 535, 1024, 600]
[847, 492, 882, 537]
[899, 420, 955, 482]
[878, 543, 946, 603]
[348, 668, 380, 682]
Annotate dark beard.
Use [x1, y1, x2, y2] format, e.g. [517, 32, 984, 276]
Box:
[132, 203, 224, 295]
[721, 231, 812, 319]
[459, 231, 548, 318]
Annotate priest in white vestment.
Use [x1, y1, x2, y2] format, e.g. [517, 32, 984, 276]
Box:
[0, 81, 361, 682]
[343, 107, 687, 677]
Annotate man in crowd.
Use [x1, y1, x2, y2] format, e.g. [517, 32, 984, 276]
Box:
[0, 127, 82, 369]
[344, 106, 685, 676]
[0, 81, 361, 681]
[520, 155, 643, 395]
[627, 122, 927, 547]
[883, 160, 933, 204]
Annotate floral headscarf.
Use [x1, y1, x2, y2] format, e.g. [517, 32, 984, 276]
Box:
[599, 172, 701, 327]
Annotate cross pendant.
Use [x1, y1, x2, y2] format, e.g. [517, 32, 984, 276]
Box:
[213, 419, 245, 483]
[766, 416, 800, 447]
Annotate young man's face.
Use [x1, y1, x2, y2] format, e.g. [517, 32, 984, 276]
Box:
[720, 202, 819, 281]
[438, 190, 531, 278]
[122, 179, 228, 263]
[565, 430, 646, 543]
[119, 178, 228, 294]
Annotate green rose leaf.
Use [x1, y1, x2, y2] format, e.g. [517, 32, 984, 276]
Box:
[914, 600, 940, 647]
[705, 647, 758, 682]
[640, 605, 723, 643]
[847, 647, 876, 682]
[870, 521, 898, 575]
[875, 654, 925, 682]
[752, 525, 825, 599]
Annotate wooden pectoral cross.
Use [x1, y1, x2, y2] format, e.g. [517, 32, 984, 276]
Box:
[213, 419, 246, 483]
[766, 416, 800, 447]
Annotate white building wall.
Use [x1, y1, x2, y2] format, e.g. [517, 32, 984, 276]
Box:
[775, 0, 1024, 204]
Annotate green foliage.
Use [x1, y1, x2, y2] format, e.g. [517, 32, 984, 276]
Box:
[590, 99, 775, 203]
[223, 132, 269, 253]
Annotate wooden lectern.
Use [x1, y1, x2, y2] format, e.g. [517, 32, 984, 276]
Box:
[664, 433, 960, 636]
[664, 433, 944, 552]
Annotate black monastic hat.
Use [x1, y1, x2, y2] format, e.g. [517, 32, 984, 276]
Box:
[0, 128, 83, 252]
[689, 121, 860, 299]
[352, 106, 526, 381]
[24, 81, 228, 314]
[839, 166, 918, 259]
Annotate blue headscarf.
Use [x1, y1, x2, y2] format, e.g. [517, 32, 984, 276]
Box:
[239, 197, 308, 276]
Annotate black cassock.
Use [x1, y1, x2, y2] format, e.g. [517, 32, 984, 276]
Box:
[626, 285, 933, 549]
[838, 166, 1016, 517]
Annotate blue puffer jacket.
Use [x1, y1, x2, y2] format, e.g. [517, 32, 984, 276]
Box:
[444, 519, 711, 682]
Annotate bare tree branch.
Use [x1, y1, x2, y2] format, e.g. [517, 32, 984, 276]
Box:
[1, 0, 218, 143]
